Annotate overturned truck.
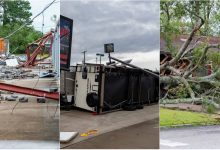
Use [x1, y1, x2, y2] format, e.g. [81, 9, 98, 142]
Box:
[60, 15, 159, 113]
[61, 63, 159, 114]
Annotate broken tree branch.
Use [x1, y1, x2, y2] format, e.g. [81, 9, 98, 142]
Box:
[160, 75, 196, 100]
[161, 15, 204, 71]
[183, 44, 220, 78]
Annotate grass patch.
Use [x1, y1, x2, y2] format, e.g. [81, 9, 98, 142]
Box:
[160, 107, 220, 127]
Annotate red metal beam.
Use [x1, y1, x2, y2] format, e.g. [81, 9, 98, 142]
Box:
[0, 82, 59, 100]
[24, 32, 53, 67]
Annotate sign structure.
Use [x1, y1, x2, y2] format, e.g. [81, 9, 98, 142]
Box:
[60, 15, 73, 70]
[104, 43, 114, 53]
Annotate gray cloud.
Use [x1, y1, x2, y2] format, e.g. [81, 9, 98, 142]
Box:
[61, 0, 159, 70]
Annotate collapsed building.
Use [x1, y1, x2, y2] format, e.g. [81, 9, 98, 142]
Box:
[0, 21, 60, 101]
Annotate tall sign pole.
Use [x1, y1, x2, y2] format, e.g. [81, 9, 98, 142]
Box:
[104, 43, 114, 64]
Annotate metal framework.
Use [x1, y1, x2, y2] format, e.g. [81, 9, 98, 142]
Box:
[23, 32, 53, 67]
[110, 56, 159, 78]
[0, 82, 58, 100]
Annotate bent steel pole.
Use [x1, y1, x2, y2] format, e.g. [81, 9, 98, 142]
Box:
[0, 82, 59, 100]
[109, 56, 159, 78]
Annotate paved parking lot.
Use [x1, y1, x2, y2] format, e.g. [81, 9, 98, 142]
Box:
[0, 96, 59, 148]
[63, 118, 159, 149]
[60, 104, 159, 148]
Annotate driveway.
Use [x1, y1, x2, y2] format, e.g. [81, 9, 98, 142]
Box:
[160, 125, 220, 149]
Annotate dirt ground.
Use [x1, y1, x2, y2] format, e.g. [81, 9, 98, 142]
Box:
[0, 96, 59, 141]
[161, 103, 204, 112]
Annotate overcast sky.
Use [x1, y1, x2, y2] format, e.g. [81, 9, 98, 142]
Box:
[29, 0, 60, 34]
[62, 0, 160, 71]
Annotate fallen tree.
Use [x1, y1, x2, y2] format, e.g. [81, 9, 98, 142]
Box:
[160, 10, 220, 107]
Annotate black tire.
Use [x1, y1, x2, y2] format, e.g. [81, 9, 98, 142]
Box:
[86, 92, 99, 107]
[136, 105, 144, 109]
[123, 105, 137, 111]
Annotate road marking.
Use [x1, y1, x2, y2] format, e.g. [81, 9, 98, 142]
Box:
[160, 139, 189, 147]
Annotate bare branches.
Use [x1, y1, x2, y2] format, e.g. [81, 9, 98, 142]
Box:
[160, 11, 205, 72]
[165, 66, 181, 76]
[169, 17, 204, 66]
[179, 76, 195, 100]
[160, 75, 195, 100]
[181, 37, 203, 58]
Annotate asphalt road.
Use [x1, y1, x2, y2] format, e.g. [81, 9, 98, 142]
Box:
[62, 118, 159, 149]
[160, 125, 220, 149]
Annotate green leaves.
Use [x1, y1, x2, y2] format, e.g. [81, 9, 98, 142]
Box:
[0, 0, 42, 54]
[1, 0, 32, 25]
[161, 0, 220, 42]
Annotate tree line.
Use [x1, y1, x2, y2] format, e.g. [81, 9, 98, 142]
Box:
[0, 0, 42, 54]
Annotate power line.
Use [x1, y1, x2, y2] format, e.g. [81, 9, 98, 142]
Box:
[3, 0, 56, 39]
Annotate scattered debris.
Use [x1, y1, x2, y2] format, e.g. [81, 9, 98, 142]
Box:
[49, 87, 58, 92]
[5, 96, 16, 101]
[39, 72, 56, 78]
[19, 97, 28, 103]
[11, 95, 18, 99]
[60, 132, 78, 143]
[5, 59, 19, 67]
[37, 97, 46, 103]
[0, 66, 37, 80]
[80, 130, 98, 137]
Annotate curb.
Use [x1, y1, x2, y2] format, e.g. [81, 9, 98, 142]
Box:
[160, 123, 220, 129]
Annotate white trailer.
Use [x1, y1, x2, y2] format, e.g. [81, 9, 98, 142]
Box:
[61, 63, 159, 114]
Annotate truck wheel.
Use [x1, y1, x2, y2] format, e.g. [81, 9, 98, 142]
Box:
[86, 92, 99, 107]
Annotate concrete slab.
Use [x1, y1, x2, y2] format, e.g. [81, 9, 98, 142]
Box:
[0, 96, 59, 141]
[0, 140, 59, 149]
[60, 104, 159, 148]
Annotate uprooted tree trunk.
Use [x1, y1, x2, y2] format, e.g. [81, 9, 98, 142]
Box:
[160, 13, 220, 107]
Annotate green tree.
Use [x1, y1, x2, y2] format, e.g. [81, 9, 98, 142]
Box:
[0, 0, 32, 25]
[0, 0, 42, 54]
[0, 24, 42, 54]
[160, 1, 220, 104]
[161, 0, 220, 55]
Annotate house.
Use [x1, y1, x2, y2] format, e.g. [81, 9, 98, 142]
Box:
[160, 34, 220, 76]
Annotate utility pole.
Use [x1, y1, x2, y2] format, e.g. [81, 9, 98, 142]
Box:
[96, 53, 104, 64]
[81, 50, 87, 79]
[82, 50, 87, 65]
